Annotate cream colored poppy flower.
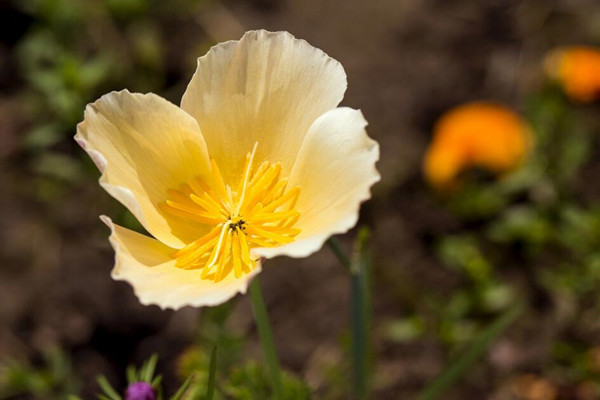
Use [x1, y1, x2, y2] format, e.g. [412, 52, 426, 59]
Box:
[76, 30, 380, 309]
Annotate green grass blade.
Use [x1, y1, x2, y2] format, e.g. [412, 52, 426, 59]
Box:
[206, 347, 218, 400]
[249, 278, 284, 399]
[168, 375, 193, 400]
[126, 365, 137, 383]
[141, 354, 158, 383]
[151, 375, 163, 387]
[96, 376, 121, 400]
[417, 303, 525, 400]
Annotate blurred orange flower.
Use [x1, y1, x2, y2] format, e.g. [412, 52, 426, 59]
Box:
[545, 45, 600, 102]
[423, 102, 532, 189]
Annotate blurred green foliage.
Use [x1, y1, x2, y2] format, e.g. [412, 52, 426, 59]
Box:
[221, 362, 311, 400]
[11, 0, 212, 215]
[400, 82, 600, 394]
[175, 303, 313, 400]
[0, 348, 80, 399]
[382, 78, 600, 397]
[92, 353, 195, 400]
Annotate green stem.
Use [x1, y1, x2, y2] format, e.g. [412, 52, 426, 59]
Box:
[249, 278, 284, 400]
[326, 237, 351, 270]
[328, 232, 372, 400]
[350, 263, 368, 400]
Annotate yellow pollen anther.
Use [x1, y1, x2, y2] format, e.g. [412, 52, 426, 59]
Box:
[162, 144, 301, 282]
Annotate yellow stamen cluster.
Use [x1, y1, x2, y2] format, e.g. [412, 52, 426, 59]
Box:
[161, 144, 301, 282]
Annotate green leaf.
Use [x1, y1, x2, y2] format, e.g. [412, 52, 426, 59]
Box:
[126, 365, 137, 383]
[438, 235, 492, 281]
[140, 354, 158, 383]
[33, 152, 83, 182]
[23, 123, 63, 149]
[417, 303, 525, 400]
[151, 375, 163, 387]
[384, 316, 425, 342]
[249, 279, 284, 399]
[96, 376, 121, 400]
[221, 361, 311, 400]
[169, 375, 193, 400]
[206, 347, 218, 400]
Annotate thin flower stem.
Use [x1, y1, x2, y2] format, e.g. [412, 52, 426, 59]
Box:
[249, 278, 284, 399]
[350, 263, 368, 400]
[328, 232, 372, 400]
[326, 237, 351, 270]
[351, 230, 372, 400]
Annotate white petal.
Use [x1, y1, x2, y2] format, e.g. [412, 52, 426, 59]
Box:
[101, 216, 260, 310]
[255, 108, 379, 259]
[76, 90, 213, 248]
[181, 30, 347, 182]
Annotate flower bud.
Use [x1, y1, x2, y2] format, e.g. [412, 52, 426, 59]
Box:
[125, 382, 156, 400]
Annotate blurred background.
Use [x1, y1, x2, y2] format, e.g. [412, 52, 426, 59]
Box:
[3, 0, 600, 399]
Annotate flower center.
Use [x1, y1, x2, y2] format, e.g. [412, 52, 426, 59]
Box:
[161, 143, 301, 282]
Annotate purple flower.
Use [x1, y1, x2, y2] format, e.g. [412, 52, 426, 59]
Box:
[125, 382, 156, 400]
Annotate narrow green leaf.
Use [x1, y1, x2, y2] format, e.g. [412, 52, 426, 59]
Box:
[126, 365, 137, 383]
[151, 375, 163, 387]
[141, 354, 158, 383]
[96, 376, 121, 400]
[417, 303, 525, 400]
[249, 278, 284, 399]
[155, 382, 164, 400]
[206, 347, 218, 400]
[169, 375, 193, 400]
